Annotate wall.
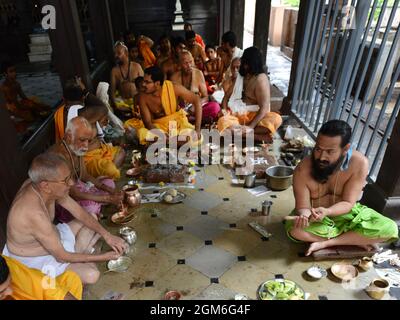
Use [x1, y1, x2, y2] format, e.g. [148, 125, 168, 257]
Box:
[125, 0, 219, 45]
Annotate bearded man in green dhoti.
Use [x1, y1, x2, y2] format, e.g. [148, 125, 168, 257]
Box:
[285, 120, 398, 256]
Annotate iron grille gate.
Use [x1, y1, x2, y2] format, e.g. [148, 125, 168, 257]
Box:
[290, 0, 400, 181]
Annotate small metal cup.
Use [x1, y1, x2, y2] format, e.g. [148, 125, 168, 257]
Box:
[244, 173, 257, 189]
[262, 201, 272, 216]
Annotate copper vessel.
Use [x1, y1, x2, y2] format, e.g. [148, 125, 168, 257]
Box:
[124, 185, 141, 208]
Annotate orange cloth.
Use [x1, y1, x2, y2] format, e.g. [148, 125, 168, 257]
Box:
[217, 111, 282, 135]
[196, 34, 205, 49]
[137, 80, 200, 145]
[54, 104, 65, 142]
[138, 40, 156, 69]
[3, 255, 82, 300]
[84, 143, 122, 180]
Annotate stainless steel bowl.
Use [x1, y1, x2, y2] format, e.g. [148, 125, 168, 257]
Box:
[265, 166, 294, 191]
[107, 256, 132, 273]
[119, 227, 137, 245]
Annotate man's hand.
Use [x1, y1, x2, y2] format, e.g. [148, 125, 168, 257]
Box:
[294, 214, 310, 229]
[310, 207, 330, 222]
[103, 233, 128, 255]
[99, 251, 123, 262]
[106, 192, 124, 206]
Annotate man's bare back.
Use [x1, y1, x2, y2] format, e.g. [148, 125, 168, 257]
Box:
[6, 181, 58, 257]
[294, 150, 368, 209]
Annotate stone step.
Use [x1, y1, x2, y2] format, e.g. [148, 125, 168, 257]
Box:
[28, 53, 51, 63]
[29, 44, 52, 54]
[29, 34, 51, 45]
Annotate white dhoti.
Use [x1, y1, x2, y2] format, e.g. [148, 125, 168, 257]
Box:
[2, 223, 76, 277]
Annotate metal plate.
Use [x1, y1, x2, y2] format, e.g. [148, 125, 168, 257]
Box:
[159, 191, 187, 204]
[111, 211, 136, 225]
[258, 279, 305, 300]
[107, 256, 132, 273]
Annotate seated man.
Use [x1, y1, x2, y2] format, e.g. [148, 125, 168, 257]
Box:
[204, 45, 223, 88]
[218, 31, 243, 77]
[129, 44, 145, 70]
[218, 47, 282, 143]
[80, 104, 126, 180]
[110, 42, 144, 114]
[2, 153, 126, 284]
[137, 35, 156, 69]
[137, 66, 202, 146]
[0, 255, 82, 300]
[124, 77, 146, 138]
[160, 37, 186, 80]
[171, 50, 220, 125]
[185, 31, 207, 66]
[0, 61, 50, 122]
[285, 120, 398, 256]
[54, 77, 93, 142]
[156, 35, 173, 68]
[221, 57, 240, 93]
[49, 117, 124, 223]
[184, 23, 205, 49]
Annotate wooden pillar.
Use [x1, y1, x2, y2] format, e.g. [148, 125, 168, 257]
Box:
[281, 0, 309, 115]
[88, 0, 114, 62]
[218, 0, 231, 43]
[362, 110, 400, 221]
[230, 0, 245, 49]
[0, 108, 28, 249]
[253, 0, 272, 65]
[39, 0, 92, 91]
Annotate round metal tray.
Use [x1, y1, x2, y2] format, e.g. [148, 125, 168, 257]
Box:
[159, 191, 186, 204]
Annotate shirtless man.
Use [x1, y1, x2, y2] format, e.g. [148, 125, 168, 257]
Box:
[204, 45, 223, 86]
[286, 120, 398, 256]
[171, 50, 220, 125]
[0, 61, 50, 122]
[110, 42, 144, 111]
[137, 66, 202, 145]
[49, 117, 124, 223]
[160, 37, 186, 80]
[185, 31, 207, 65]
[218, 31, 243, 77]
[218, 47, 282, 143]
[221, 57, 240, 93]
[157, 35, 173, 67]
[2, 152, 127, 284]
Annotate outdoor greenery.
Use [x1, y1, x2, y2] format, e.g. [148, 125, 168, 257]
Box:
[373, 0, 396, 21]
[283, 0, 300, 7]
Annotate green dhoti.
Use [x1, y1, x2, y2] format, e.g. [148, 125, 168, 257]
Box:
[285, 203, 399, 243]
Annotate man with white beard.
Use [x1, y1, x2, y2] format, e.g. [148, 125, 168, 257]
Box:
[49, 117, 124, 224]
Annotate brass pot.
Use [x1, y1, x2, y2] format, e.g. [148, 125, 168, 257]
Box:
[357, 257, 373, 271]
[365, 279, 389, 300]
[265, 166, 294, 191]
[124, 185, 141, 208]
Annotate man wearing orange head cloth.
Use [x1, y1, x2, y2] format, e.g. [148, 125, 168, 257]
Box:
[218, 47, 282, 143]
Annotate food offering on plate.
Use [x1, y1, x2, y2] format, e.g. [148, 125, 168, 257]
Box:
[306, 266, 328, 279]
[107, 256, 132, 273]
[160, 189, 186, 204]
[258, 279, 305, 300]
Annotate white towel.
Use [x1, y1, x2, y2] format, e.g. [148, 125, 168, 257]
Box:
[228, 74, 259, 115]
[67, 104, 84, 123]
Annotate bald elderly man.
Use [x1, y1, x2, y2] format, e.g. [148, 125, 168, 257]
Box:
[2, 152, 127, 284]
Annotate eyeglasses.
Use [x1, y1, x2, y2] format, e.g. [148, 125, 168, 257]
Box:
[46, 174, 74, 185]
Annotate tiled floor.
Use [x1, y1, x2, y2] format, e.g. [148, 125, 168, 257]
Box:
[85, 141, 400, 301]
